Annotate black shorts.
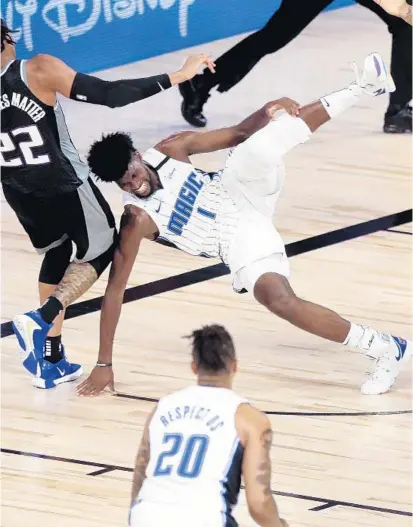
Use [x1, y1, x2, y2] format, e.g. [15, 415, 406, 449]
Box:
[2, 177, 116, 262]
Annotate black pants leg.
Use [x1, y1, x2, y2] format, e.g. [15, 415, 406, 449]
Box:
[356, 0, 412, 108]
[200, 0, 332, 93]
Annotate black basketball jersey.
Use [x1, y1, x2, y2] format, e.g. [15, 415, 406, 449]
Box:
[0, 59, 88, 197]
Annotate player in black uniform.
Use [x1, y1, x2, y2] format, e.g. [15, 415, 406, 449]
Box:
[0, 19, 215, 389]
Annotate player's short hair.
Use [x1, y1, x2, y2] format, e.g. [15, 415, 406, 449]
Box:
[186, 324, 236, 374]
[87, 131, 135, 183]
[1, 19, 17, 52]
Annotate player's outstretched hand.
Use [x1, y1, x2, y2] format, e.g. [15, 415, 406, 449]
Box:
[266, 97, 301, 118]
[179, 54, 216, 81]
[77, 366, 115, 397]
[372, 0, 412, 23]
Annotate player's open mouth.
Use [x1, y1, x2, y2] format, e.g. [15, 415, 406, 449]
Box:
[136, 181, 150, 196]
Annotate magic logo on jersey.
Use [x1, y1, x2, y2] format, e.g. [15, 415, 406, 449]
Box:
[167, 171, 204, 236]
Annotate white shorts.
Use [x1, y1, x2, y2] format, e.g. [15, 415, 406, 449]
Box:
[220, 113, 312, 294]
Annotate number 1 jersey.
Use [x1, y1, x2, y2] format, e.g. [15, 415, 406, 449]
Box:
[134, 385, 248, 527]
[1, 59, 88, 197]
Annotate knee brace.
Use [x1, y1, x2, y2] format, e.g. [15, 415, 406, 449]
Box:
[39, 238, 73, 285]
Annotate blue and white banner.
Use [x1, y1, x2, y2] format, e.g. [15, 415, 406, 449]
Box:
[1, 0, 354, 73]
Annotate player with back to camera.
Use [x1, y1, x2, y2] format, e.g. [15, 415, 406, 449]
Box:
[81, 51, 411, 398]
[0, 18, 215, 389]
[129, 324, 289, 527]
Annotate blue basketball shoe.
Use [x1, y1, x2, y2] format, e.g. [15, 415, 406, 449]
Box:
[12, 310, 52, 374]
[32, 346, 83, 389]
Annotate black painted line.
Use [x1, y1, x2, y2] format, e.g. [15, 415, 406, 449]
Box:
[386, 228, 412, 235]
[271, 489, 411, 517]
[2, 447, 411, 517]
[88, 467, 117, 476]
[1, 208, 411, 339]
[1, 448, 130, 472]
[114, 392, 412, 417]
[115, 393, 159, 403]
[310, 502, 338, 511]
[264, 409, 413, 417]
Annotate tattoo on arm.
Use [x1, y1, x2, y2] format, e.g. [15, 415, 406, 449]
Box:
[53, 262, 98, 309]
[255, 428, 273, 496]
[131, 432, 150, 506]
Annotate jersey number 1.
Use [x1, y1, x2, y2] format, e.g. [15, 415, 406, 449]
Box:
[154, 433, 209, 479]
[0, 125, 50, 167]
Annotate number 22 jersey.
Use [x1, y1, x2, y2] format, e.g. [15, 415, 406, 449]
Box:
[1, 59, 88, 197]
[132, 385, 248, 527]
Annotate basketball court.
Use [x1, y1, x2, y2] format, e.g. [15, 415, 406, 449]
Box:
[1, 5, 412, 526]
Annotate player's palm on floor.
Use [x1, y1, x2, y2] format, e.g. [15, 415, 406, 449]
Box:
[77, 366, 115, 396]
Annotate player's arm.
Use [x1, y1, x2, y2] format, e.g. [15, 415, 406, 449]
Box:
[77, 206, 157, 397]
[26, 53, 215, 107]
[373, 0, 412, 24]
[237, 405, 288, 527]
[130, 406, 156, 509]
[155, 98, 300, 159]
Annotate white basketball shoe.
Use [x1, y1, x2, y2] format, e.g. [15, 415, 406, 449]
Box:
[361, 336, 411, 395]
[352, 52, 396, 97]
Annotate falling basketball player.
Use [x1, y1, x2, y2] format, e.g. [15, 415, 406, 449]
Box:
[1, 18, 214, 389]
[129, 324, 288, 527]
[80, 52, 411, 397]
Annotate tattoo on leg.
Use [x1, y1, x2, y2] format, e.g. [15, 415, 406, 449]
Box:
[53, 262, 98, 309]
[255, 428, 273, 496]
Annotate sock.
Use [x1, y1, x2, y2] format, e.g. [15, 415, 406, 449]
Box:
[44, 335, 63, 364]
[320, 83, 362, 119]
[343, 322, 390, 359]
[39, 296, 63, 324]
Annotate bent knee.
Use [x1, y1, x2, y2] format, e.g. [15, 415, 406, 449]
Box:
[254, 272, 297, 317]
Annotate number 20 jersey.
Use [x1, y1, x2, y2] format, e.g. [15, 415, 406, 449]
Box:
[135, 386, 248, 526]
[1, 59, 88, 197]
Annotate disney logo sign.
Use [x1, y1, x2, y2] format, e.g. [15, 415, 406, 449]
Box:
[3, 0, 196, 52]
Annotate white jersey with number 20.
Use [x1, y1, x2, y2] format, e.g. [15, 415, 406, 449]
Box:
[130, 385, 248, 527]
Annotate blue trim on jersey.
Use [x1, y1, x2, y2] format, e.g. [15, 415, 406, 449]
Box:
[197, 207, 216, 220]
[220, 438, 244, 527]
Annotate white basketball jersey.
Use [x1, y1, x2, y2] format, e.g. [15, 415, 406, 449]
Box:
[135, 385, 248, 526]
[123, 148, 237, 259]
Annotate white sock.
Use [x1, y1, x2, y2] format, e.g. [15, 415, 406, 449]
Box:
[343, 323, 390, 359]
[320, 83, 362, 118]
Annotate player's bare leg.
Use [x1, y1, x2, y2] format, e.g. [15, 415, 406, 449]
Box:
[254, 274, 350, 343]
[241, 54, 409, 394]
[253, 272, 410, 395]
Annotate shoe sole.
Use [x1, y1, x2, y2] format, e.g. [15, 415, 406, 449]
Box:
[32, 366, 84, 389]
[383, 126, 412, 134]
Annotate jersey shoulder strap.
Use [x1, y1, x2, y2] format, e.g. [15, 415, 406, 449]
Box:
[142, 147, 170, 170]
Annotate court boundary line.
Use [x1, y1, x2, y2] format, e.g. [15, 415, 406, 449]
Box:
[1, 208, 411, 339]
[114, 392, 413, 417]
[1, 447, 411, 517]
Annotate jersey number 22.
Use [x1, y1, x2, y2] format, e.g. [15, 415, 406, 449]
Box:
[154, 433, 209, 479]
[0, 125, 50, 167]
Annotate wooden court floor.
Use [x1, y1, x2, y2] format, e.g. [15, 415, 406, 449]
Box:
[1, 5, 412, 527]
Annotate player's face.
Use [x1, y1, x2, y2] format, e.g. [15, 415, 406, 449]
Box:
[120, 153, 155, 198]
